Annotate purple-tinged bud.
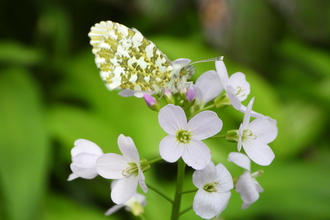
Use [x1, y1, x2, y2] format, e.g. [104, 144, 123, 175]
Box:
[164, 88, 175, 104]
[186, 87, 195, 102]
[143, 94, 161, 111]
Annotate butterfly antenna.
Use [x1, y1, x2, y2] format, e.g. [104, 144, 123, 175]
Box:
[190, 56, 224, 65]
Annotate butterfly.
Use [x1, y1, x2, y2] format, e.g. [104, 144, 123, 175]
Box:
[88, 20, 197, 97]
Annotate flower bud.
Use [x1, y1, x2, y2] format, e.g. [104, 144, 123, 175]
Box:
[143, 94, 161, 111]
[186, 87, 195, 102]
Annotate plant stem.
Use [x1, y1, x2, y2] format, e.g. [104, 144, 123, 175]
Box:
[147, 184, 173, 204]
[170, 158, 186, 220]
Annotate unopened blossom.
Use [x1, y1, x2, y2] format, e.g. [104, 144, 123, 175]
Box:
[237, 98, 277, 166]
[96, 134, 148, 204]
[158, 104, 223, 170]
[215, 60, 250, 110]
[192, 162, 233, 219]
[68, 139, 104, 181]
[105, 186, 146, 217]
[193, 70, 223, 108]
[228, 152, 264, 209]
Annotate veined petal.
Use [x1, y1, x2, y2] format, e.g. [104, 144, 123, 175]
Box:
[195, 70, 223, 106]
[111, 176, 139, 204]
[243, 139, 275, 166]
[229, 72, 250, 101]
[193, 189, 231, 219]
[182, 139, 211, 170]
[236, 171, 260, 209]
[242, 98, 255, 130]
[228, 152, 251, 171]
[192, 162, 217, 188]
[249, 117, 278, 144]
[138, 169, 148, 193]
[72, 139, 103, 157]
[215, 60, 229, 88]
[215, 163, 234, 192]
[158, 104, 187, 135]
[159, 135, 183, 163]
[96, 153, 130, 179]
[117, 134, 140, 162]
[188, 111, 223, 140]
[70, 153, 100, 179]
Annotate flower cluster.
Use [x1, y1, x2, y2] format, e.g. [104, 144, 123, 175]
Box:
[68, 60, 278, 219]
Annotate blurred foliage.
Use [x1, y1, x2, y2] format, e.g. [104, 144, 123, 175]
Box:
[0, 0, 330, 220]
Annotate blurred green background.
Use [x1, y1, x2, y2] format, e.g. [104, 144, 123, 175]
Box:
[1, 0, 330, 219]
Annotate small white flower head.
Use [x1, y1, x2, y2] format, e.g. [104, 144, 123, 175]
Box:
[68, 139, 104, 181]
[105, 188, 146, 217]
[158, 104, 223, 170]
[228, 152, 264, 209]
[215, 60, 250, 108]
[192, 162, 233, 219]
[96, 134, 148, 204]
[238, 98, 278, 166]
[193, 70, 223, 108]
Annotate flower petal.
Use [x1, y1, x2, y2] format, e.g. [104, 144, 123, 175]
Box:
[159, 135, 183, 163]
[236, 171, 260, 209]
[70, 153, 100, 179]
[96, 153, 130, 179]
[72, 139, 103, 157]
[229, 72, 250, 101]
[242, 98, 254, 130]
[67, 173, 79, 181]
[215, 163, 234, 192]
[228, 152, 251, 171]
[105, 204, 124, 216]
[216, 60, 229, 88]
[117, 134, 140, 162]
[192, 162, 217, 188]
[249, 117, 278, 144]
[158, 104, 187, 135]
[243, 139, 275, 166]
[181, 139, 211, 170]
[111, 176, 139, 204]
[193, 189, 231, 219]
[188, 111, 223, 140]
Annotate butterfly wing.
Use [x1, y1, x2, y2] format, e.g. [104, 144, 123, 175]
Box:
[88, 21, 174, 93]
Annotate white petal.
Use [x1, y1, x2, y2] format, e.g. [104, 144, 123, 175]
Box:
[226, 85, 242, 109]
[159, 135, 183, 163]
[192, 162, 217, 188]
[181, 139, 211, 170]
[72, 139, 103, 157]
[70, 153, 99, 179]
[111, 176, 139, 204]
[96, 153, 130, 179]
[117, 134, 140, 162]
[188, 111, 223, 140]
[215, 60, 229, 88]
[243, 139, 275, 166]
[228, 152, 251, 171]
[193, 189, 231, 219]
[194, 70, 223, 106]
[118, 89, 154, 98]
[67, 173, 79, 181]
[138, 168, 148, 193]
[236, 171, 260, 209]
[229, 72, 250, 101]
[158, 104, 187, 135]
[249, 117, 278, 144]
[105, 204, 124, 216]
[215, 164, 234, 192]
[242, 98, 255, 130]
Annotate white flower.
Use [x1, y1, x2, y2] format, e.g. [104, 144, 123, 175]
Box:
[158, 104, 223, 170]
[105, 187, 146, 217]
[68, 139, 104, 181]
[192, 162, 233, 219]
[238, 98, 277, 166]
[228, 152, 264, 209]
[96, 134, 148, 204]
[216, 60, 250, 109]
[193, 70, 223, 108]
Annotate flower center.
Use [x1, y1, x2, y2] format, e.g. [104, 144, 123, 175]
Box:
[203, 182, 218, 193]
[242, 129, 257, 141]
[122, 162, 139, 177]
[176, 130, 191, 144]
[235, 86, 247, 98]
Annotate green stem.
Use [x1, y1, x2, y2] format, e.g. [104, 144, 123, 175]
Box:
[148, 157, 163, 165]
[180, 189, 197, 194]
[208, 134, 227, 139]
[188, 104, 215, 120]
[138, 214, 147, 220]
[147, 184, 173, 204]
[179, 205, 193, 216]
[171, 158, 186, 220]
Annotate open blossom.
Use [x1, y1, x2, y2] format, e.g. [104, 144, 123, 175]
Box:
[68, 139, 104, 181]
[96, 134, 148, 204]
[228, 152, 264, 209]
[158, 104, 223, 170]
[216, 60, 250, 108]
[237, 98, 277, 166]
[192, 162, 233, 219]
[193, 70, 223, 108]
